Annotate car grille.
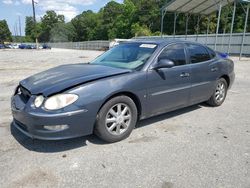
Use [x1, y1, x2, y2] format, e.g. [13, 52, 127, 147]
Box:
[19, 85, 31, 103]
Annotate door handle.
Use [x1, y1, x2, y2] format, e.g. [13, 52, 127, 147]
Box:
[211, 67, 218, 72]
[180, 72, 190, 78]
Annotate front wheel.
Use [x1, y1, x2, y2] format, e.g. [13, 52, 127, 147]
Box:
[95, 96, 138, 143]
[207, 78, 228, 106]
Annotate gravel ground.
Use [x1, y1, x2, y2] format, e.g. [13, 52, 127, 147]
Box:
[0, 49, 249, 188]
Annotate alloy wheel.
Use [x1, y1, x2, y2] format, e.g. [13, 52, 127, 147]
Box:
[105, 103, 132, 135]
[215, 81, 226, 103]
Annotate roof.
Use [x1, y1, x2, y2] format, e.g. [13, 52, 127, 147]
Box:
[129, 38, 201, 45]
[162, 0, 234, 15]
[130, 38, 181, 44]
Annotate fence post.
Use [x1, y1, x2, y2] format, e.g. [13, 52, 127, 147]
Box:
[215, 2, 222, 50]
[228, 1, 236, 54]
[206, 16, 210, 45]
[240, 4, 249, 60]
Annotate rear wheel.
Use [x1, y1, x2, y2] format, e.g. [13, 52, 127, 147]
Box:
[207, 78, 228, 106]
[95, 96, 138, 143]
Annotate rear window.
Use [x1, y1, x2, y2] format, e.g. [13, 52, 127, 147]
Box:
[187, 44, 211, 63]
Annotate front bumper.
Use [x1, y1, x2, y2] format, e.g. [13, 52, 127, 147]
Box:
[11, 94, 95, 140]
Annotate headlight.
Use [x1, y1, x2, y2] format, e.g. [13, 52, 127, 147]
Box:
[34, 95, 44, 108]
[44, 94, 78, 110]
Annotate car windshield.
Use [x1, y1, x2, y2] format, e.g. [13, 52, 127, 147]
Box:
[91, 43, 157, 70]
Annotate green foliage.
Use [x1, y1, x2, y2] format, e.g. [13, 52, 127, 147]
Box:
[131, 0, 165, 32]
[109, 0, 137, 39]
[25, 16, 38, 42]
[0, 20, 12, 43]
[131, 23, 151, 36]
[13, 36, 26, 43]
[25, 17, 34, 37]
[71, 10, 100, 41]
[50, 22, 77, 42]
[24, 1, 250, 42]
[39, 10, 65, 42]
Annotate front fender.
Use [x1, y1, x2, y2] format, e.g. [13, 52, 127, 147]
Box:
[67, 71, 147, 132]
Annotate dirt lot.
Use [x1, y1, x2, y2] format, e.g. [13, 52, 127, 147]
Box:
[0, 49, 249, 188]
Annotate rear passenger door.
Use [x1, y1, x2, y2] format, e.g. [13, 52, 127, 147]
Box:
[187, 44, 219, 104]
[146, 43, 191, 116]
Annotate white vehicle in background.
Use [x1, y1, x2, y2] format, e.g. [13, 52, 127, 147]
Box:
[12, 44, 20, 49]
[109, 39, 131, 49]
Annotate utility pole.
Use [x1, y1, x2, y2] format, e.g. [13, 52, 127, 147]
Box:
[32, 0, 35, 22]
[32, 0, 38, 49]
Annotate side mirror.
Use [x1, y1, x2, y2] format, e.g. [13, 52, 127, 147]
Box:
[153, 59, 175, 69]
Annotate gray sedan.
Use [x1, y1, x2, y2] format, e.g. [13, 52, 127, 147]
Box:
[11, 39, 235, 142]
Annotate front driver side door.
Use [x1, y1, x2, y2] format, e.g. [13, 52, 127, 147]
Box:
[146, 43, 191, 117]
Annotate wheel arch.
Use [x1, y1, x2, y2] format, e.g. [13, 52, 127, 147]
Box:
[220, 75, 230, 87]
[98, 91, 142, 119]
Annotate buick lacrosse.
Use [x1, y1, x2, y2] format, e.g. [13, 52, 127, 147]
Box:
[11, 39, 235, 142]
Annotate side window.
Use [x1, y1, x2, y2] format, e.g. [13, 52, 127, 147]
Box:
[187, 44, 211, 63]
[158, 44, 186, 66]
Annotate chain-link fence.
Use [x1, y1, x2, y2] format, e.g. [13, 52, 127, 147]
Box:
[27, 33, 250, 56]
[47, 40, 110, 51]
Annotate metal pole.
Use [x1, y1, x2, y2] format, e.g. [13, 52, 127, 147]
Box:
[185, 14, 189, 40]
[32, 0, 38, 49]
[240, 4, 249, 60]
[228, 1, 236, 54]
[196, 15, 201, 42]
[161, 10, 165, 37]
[222, 7, 230, 52]
[206, 16, 210, 45]
[215, 3, 222, 50]
[173, 13, 177, 38]
[221, 28, 226, 52]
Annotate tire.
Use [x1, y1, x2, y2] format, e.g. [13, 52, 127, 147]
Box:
[207, 78, 228, 107]
[95, 95, 138, 143]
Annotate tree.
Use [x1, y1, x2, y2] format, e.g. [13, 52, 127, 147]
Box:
[71, 10, 100, 41]
[111, 0, 137, 39]
[23, 1, 250, 42]
[25, 16, 34, 37]
[25, 16, 37, 42]
[50, 22, 77, 42]
[131, 0, 165, 32]
[39, 10, 65, 42]
[102, 1, 124, 39]
[131, 23, 151, 36]
[0, 20, 12, 43]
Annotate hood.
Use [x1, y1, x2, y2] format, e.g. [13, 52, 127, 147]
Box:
[20, 64, 131, 96]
